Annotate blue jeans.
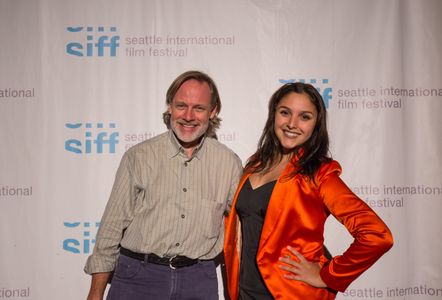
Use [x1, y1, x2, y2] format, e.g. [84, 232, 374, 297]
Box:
[107, 254, 218, 300]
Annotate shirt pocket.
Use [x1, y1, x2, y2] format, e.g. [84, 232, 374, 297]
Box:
[201, 201, 225, 239]
[133, 187, 149, 214]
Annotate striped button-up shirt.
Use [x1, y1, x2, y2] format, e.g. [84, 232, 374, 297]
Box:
[85, 130, 242, 274]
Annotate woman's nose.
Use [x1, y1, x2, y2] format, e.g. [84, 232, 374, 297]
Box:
[287, 116, 297, 129]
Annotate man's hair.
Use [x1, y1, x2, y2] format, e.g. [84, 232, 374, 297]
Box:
[162, 70, 222, 139]
[245, 82, 331, 180]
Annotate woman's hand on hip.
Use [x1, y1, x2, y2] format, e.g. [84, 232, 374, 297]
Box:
[278, 246, 327, 288]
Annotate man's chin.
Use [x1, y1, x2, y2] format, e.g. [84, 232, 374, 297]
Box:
[173, 131, 203, 146]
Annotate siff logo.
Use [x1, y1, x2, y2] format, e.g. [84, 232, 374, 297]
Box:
[66, 26, 120, 57]
[279, 78, 332, 108]
[63, 221, 100, 254]
[65, 122, 119, 154]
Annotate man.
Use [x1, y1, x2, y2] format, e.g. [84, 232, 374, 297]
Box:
[84, 70, 242, 300]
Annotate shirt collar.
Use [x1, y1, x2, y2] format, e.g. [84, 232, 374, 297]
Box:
[167, 130, 207, 160]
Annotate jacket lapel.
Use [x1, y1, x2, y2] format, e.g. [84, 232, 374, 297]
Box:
[257, 160, 297, 251]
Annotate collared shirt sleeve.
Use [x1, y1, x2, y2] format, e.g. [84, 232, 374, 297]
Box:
[84, 150, 141, 274]
[226, 155, 243, 215]
[317, 161, 394, 292]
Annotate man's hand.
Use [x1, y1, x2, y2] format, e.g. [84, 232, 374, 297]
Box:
[86, 272, 112, 300]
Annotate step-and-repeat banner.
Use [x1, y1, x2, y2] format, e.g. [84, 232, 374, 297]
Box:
[1, 0, 441, 299]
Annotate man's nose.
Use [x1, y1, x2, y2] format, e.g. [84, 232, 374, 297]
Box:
[183, 108, 195, 120]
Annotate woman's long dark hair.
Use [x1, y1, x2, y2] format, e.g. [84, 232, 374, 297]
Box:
[245, 82, 331, 180]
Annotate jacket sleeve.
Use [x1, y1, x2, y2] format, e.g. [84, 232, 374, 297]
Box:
[316, 161, 394, 292]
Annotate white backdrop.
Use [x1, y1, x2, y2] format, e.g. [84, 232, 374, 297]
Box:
[1, 0, 441, 299]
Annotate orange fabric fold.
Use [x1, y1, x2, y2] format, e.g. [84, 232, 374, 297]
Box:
[224, 159, 393, 300]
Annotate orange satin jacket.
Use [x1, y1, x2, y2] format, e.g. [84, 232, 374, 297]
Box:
[224, 159, 393, 300]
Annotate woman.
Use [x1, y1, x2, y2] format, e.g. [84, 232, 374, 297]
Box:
[224, 82, 393, 299]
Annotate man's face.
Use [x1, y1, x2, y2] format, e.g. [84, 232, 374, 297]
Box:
[168, 79, 216, 149]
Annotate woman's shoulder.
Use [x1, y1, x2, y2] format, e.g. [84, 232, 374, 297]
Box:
[314, 159, 342, 183]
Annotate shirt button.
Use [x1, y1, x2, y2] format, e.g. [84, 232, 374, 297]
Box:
[183, 188, 187, 192]
[181, 214, 185, 218]
[184, 162, 188, 167]
[175, 243, 180, 247]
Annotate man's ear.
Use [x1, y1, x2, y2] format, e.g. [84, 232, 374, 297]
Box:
[210, 106, 217, 119]
[167, 104, 172, 114]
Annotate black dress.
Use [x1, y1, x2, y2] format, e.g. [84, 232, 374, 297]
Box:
[235, 178, 276, 300]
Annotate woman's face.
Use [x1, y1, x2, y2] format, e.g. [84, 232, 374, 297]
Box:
[274, 92, 318, 153]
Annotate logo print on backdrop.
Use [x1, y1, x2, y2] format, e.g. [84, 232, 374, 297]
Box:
[66, 26, 120, 57]
[63, 221, 100, 254]
[65, 122, 119, 154]
[279, 78, 332, 108]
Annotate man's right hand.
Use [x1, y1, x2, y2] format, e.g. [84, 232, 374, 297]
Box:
[86, 272, 112, 300]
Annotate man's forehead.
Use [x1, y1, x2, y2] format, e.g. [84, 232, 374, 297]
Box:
[177, 79, 210, 92]
[173, 80, 212, 105]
